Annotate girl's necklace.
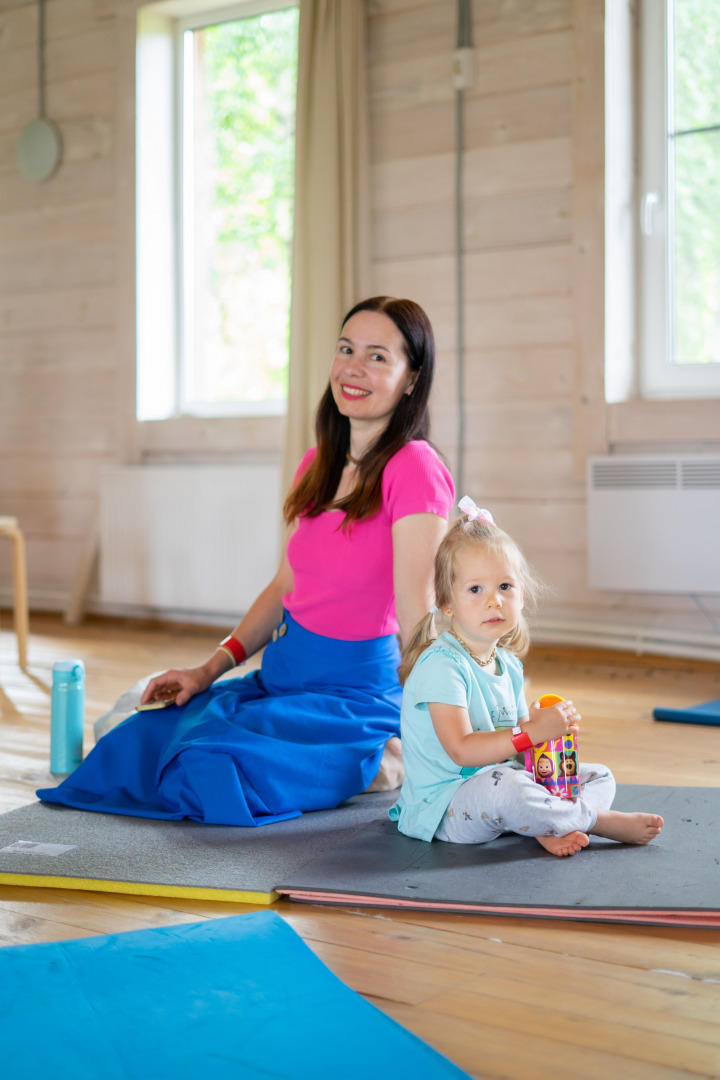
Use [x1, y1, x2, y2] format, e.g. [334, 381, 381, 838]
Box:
[448, 626, 497, 667]
[346, 451, 362, 466]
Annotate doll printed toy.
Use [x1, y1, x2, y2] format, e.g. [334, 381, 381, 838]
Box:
[524, 694, 580, 800]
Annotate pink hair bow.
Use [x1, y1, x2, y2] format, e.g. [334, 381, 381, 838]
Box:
[458, 496, 495, 526]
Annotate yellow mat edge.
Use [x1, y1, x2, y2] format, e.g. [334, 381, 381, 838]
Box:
[0, 872, 278, 905]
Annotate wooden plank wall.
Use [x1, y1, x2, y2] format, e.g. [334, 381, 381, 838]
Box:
[0, 0, 117, 605]
[0, 0, 719, 646]
[368, 0, 591, 610]
[366, 0, 720, 646]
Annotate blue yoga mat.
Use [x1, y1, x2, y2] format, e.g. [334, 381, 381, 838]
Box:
[653, 698, 720, 726]
[1, 910, 469, 1080]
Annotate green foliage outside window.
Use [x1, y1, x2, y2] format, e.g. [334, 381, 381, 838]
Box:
[188, 7, 298, 406]
[672, 0, 720, 365]
[203, 10, 297, 264]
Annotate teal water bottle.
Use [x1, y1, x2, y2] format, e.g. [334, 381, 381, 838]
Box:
[50, 660, 85, 775]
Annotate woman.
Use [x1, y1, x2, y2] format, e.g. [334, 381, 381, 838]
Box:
[38, 297, 455, 825]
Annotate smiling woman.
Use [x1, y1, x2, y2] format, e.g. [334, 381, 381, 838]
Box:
[330, 310, 418, 438]
[38, 298, 455, 827]
[285, 297, 438, 531]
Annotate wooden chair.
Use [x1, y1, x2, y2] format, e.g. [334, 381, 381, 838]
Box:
[0, 517, 29, 668]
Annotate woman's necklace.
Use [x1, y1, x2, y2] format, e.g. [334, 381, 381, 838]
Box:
[346, 451, 363, 466]
[448, 626, 497, 667]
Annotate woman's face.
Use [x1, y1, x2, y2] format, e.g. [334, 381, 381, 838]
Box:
[330, 310, 417, 432]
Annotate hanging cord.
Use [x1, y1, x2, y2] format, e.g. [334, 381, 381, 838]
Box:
[454, 0, 472, 497]
[689, 594, 720, 637]
[454, 89, 465, 497]
[38, 0, 46, 119]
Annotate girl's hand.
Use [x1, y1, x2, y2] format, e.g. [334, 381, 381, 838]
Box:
[524, 699, 581, 744]
[140, 666, 214, 708]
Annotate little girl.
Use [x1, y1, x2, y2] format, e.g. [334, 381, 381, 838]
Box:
[389, 498, 664, 857]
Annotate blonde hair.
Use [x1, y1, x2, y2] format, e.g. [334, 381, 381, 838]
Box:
[398, 516, 544, 685]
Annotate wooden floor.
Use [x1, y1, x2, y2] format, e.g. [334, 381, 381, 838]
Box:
[1, 612, 719, 1079]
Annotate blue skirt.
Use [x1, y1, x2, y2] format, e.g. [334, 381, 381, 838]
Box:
[36, 614, 402, 826]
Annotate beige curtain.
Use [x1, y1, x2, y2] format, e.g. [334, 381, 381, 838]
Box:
[281, 0, 371, 495]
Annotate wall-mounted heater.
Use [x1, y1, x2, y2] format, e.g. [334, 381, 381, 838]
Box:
[586, 455, 720, 594]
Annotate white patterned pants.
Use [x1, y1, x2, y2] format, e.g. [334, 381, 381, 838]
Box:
[435, 763, 616, 844]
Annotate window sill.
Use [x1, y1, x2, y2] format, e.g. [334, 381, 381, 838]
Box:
[608, 398, 720, 447]
[138, 415, 285, 463]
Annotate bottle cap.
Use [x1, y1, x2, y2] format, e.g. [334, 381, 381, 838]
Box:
[52, 659, 85, 682]
[537, 693, 564, 708]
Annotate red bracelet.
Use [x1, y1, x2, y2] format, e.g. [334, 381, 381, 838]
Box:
[218, 634, 247, 667]
[511, 726, 533, 753]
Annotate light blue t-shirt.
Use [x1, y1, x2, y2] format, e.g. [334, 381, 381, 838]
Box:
[389, 634, 528, 842]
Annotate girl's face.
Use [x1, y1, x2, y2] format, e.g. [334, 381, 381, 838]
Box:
[330, 311, 417, 433]
[442, 544, 524, 658]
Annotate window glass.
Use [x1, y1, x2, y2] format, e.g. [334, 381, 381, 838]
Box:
[182, 7, 298, 415]
[670, 0, 720, 367]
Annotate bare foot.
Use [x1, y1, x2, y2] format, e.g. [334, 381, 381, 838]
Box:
[591, 810, 664, 845]
[536, 831, 590, 857]
[364, 737, 404, 793]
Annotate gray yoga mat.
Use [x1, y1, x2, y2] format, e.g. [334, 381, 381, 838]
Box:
[0, 791, 396, 903]
[277, 785, 720, 927]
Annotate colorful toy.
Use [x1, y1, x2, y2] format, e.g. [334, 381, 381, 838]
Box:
[524, 693, 579, 800]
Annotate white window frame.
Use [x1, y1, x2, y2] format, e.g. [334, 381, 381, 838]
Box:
[638, 0, 720, 399]
[136, 0, 296, 424]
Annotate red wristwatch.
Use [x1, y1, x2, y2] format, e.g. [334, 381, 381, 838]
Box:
[511, 725, 533, 752]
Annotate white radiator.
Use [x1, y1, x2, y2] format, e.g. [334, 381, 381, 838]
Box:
[99, 464, 282, 617]
[587, 455, 720, 594]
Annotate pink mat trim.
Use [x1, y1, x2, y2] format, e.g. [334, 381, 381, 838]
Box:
[277, 889, 720, 927]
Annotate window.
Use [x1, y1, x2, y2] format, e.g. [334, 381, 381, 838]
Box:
[638, 0, 720, 398]
[136, 0, 298, 422]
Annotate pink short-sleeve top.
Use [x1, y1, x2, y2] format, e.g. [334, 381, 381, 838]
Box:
[283, 440, 455, 641]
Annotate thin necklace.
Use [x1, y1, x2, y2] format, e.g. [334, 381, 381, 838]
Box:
[346, 451, 362, 466]
[448, 626, 497, 667]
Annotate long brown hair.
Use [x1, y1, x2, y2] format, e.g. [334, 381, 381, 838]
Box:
[283, 296, 435, 527]
[398, 516, 545, 685]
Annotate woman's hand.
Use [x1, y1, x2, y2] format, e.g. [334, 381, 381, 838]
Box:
[524, 699, 581, 744]
[140, 664, 217, 708]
